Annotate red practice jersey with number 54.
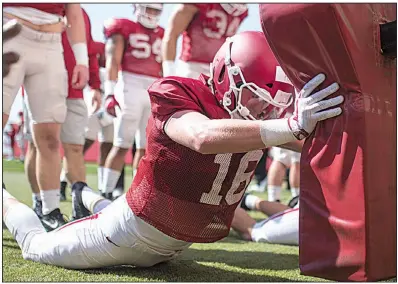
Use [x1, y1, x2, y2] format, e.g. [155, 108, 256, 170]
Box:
[103, 18, 164, 78]
[126, 75, 265, 243]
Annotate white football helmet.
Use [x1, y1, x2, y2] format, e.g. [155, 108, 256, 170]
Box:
[220, 4, 248, 16]
[135, 4, 163, 29]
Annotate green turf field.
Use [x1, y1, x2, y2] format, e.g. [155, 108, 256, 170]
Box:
[1, 159, 391, 282]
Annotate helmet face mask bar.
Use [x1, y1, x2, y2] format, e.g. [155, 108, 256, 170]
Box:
[135, 4, 162, 29]
[216, 37, 293, 120]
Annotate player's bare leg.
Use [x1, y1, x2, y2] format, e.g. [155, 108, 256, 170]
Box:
[24, 141, 43, 218]
[240, 194, 290, 216]
[63, 143, 86, 184]
[97, 141, 114, 195]
[103, 146, 129, 197]
[266, 158, 286, 202]
[32, 123, 66, 230]
[132, 148, 145, 177]
[232, 206, 299, 245]
[289, 161, 300, 198]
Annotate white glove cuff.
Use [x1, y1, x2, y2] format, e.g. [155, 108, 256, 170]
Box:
[162, 60, 176, 77]
[259, 118, 296, 147]
[72, 43, 89, 67]
[104, 81, 117, 97]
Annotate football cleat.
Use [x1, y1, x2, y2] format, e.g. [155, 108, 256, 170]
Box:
[41, 208, 67, 232]
[60, 181, 67, 201]
[32, 197, 43, 219]
[71, 182, 91, 221]
[288, 195, 299, 208]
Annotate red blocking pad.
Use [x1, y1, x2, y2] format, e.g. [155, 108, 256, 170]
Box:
[261, 4, 396, 281]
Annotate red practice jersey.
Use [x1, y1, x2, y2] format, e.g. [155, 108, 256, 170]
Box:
[62, 9, 101, 99]
[103, 18, 164, 78]
[179, 4, 248, 64]
[3, 3, 65, 16]
[126, 75, 264, 243]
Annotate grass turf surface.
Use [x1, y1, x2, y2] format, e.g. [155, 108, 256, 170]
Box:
[0, 160, 342, 282]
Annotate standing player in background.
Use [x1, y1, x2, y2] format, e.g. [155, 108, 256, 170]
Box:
[102, 4, 164, 199]
[22, 8, 101, 227]
[82, 41, 125, 199]
[267, 147, 300, 202]
[3, 31, 343, 269]
[162, 3, 248, 78]
[16, 111, 26, 162]
[2, 3, 89, 230]
[3, 123, 16, 161]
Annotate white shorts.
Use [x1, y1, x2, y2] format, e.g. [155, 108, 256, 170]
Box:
[271, 147, 301, 167]
[3, 17, 67, 124]
[113, 72, 153, 149]
[177, 60, 210, 79]
[13, 195, 191, 269]
[252, 207, 299, 245]
[85, 110, 114, 143]
[24, 97, 88, 145]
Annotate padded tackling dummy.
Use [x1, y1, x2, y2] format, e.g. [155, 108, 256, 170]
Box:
[260, 4, 396, 281]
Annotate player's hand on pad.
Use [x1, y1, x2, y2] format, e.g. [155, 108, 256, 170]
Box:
[288, 73, 343, 140]
[72, 64, 89, 89]
[105, 95, 120, 117]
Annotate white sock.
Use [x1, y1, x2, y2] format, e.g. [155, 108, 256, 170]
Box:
[32, 193, 41, 207]
[244, 194, 260, 210]
[97, 166, 104, 193]
[81, 185, 111, 213]
[291, 187, 299, 198]
[40, 189, 60, 215]
[103, 168, 121, 193]
[267, 185, 281, 202]
[60, 169, 68, 183]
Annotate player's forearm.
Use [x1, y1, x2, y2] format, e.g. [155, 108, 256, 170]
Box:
[65, 5, 86, 45]
[192, 119, 296, 154]
[162, 35, 177, 62]
[65, 4, 88, 67]
[104, 36, 123, 94]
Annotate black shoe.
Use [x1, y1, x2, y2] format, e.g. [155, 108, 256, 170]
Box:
[240, 193, 251, 211]
[60, 181, 67, 201]
[41, 208, 67, 232]
[32, 198, 43, 219]
[288, 195, 299, 208]
[101, 192, 113, 200]
[71, 182, 91, 221]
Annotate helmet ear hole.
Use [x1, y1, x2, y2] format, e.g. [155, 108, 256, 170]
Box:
[217, 65, 226, 83]
[266, 83, 273, 88]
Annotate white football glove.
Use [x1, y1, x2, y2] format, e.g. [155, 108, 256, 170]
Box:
[288, 73, 343, 140]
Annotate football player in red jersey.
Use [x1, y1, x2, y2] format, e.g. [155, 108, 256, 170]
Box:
[101, 4, 164, 199]
[2, 4, 89, 230]
[3, 31, 343, 268]
[162, 4, 248, 78]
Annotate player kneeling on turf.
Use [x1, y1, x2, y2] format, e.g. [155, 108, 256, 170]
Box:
[3, 31, 343, 269]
